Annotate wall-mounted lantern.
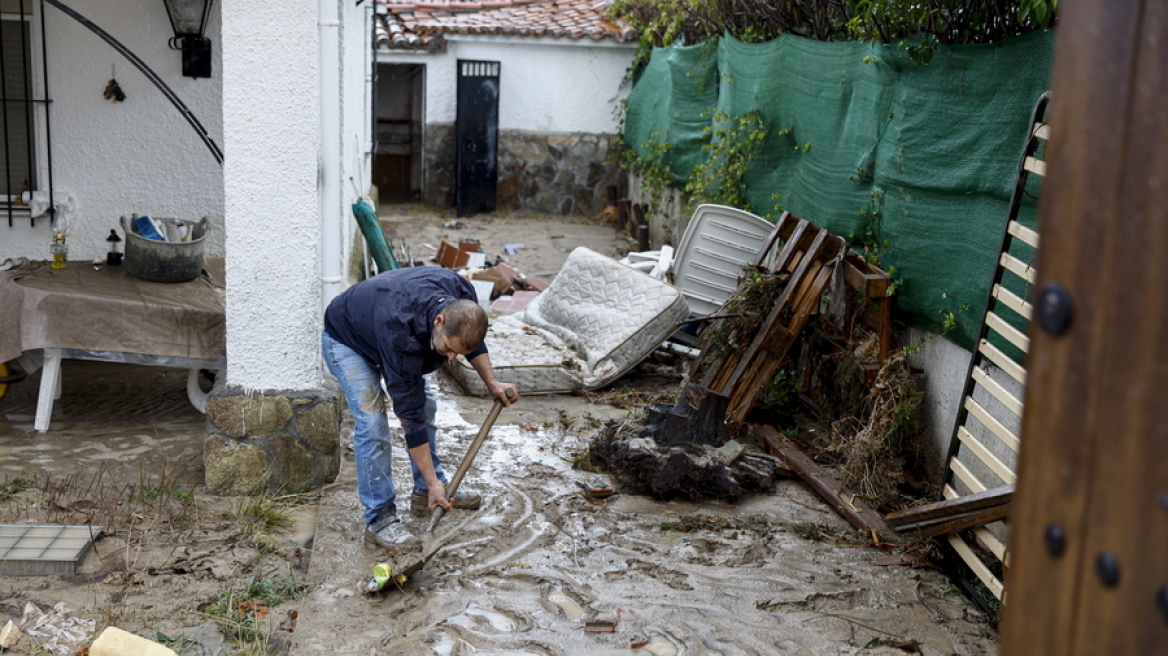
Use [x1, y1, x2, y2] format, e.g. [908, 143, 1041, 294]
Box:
[163, 0, 213, 78]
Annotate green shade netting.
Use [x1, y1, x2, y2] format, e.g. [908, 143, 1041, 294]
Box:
[624, 29, 1054, 349]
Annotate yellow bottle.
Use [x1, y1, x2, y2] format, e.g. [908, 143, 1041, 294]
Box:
[49, 233, 67, 270]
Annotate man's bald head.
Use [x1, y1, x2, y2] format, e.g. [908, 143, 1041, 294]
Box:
[440, 299, 488, 350]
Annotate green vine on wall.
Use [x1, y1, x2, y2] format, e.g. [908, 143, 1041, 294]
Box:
[612, 130, 677, 224]
[685, 109, 769, 212]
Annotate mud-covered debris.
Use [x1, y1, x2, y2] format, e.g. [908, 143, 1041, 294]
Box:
[871, 636, 923, 653]
[584, 427, 790, 502]
[588, 485, 616, 498]
[575, 480, 616, 499]
[585, 620, 617, 632]
[0, 620, 22, 649]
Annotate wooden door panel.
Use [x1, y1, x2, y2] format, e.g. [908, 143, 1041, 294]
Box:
[1001, 0, 1168, 653]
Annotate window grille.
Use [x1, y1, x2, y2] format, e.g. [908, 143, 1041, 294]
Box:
[0, 1, 50, 228]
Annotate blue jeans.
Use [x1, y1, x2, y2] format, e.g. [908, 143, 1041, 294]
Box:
[321, 330, 447, 531]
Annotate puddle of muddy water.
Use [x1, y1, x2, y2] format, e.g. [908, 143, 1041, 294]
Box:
[545, 587, 585, 620]
[446, 600, 519, 633]
[637, 634, 679, 656]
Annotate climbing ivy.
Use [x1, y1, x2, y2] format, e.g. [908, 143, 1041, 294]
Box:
[684, 109, 769, 213]
[613, 131, 677, 225]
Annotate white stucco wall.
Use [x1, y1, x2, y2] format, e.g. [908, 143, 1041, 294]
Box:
[221, 0, 323, 390]
[0, 0, 224, 262]
[377, 37, 635, 134]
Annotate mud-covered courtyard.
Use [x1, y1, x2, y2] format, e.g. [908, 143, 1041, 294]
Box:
[295, 376, 998, 656]
[0, 209, 1000, 655]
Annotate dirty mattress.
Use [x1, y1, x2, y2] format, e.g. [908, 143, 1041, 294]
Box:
[444, 247, 690, 395]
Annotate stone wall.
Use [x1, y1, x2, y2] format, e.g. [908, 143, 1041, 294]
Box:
[423, 125, 623, 216]
[204, 383, 342, 495]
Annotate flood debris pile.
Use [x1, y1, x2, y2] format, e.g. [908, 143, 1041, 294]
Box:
[585, 424, 790, 501]
[807, 346, 931, 511]
[584, 213, 933, 512]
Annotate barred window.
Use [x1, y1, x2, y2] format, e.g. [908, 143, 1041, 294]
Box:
[1, 3, 39, 227]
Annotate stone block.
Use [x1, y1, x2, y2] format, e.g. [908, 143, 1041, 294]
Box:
[206, 394, 293, 438]
[269, 434, 318, 493]
[296, 401, 340, 455]
[204, 383, 340, 494]
[205, 437, 268, 496]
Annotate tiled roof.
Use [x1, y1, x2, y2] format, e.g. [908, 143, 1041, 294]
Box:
[375, 0, 637, 51]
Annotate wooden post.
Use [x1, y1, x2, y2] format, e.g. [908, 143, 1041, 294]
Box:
[617, 199, 631, 232]
[999, 0, 1168, 653]
[633, 203, 650, 251]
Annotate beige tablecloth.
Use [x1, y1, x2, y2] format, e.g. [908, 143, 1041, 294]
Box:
[0, 258, 225, 364]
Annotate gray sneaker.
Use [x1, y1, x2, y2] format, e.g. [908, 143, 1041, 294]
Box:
[364, 519, 420, 553]
[410, 488, 483, 515]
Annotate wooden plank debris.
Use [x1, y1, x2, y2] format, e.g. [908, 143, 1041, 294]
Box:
[898, 504, 1011, 539]
[754, 425, 898, 543]
[886, 485, 1014, 535]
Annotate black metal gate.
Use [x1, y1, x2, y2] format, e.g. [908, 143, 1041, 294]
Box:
[455, 60, 499, 217]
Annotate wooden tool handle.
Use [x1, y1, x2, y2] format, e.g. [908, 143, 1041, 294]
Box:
[425, 388, 515, 533]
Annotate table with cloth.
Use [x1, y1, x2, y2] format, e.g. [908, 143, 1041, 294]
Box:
[0, 258, 226, 431]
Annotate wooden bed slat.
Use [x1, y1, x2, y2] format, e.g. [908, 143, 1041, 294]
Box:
[978, 339, 1028, 386]
[972, 366, 1024, 417]
[986, 312, 1030, 353]
[957, 426, 1018, 485]
[993, 283, 1033, 320]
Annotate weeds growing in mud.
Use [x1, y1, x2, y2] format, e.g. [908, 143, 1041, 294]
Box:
[233, 489, 318, 555]
[0, 476, 28, 502]
[202, 570, 307, 651]
[235, 496, 294, 553]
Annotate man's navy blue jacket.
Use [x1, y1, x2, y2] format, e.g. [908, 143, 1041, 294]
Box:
[323, 266, 487, 448]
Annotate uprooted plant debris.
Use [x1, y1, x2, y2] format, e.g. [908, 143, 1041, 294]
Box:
[582, 259, 936, 514]
[580, 421, 791, 501]
[761, 323, 937, 513]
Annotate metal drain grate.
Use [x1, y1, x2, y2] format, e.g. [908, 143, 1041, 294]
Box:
[0, 525, 104, 576]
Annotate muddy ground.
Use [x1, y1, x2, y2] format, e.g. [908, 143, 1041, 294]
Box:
[294, 375, 997, 656]
[0, 207, 999, 655]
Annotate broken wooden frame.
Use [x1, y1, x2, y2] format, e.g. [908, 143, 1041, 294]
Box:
[658, 213, 904, 539]
[692, 211, 894, 424]
[886, 485, 1013, 538]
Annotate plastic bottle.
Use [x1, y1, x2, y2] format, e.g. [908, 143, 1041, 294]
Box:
[132, 213, 164, 241]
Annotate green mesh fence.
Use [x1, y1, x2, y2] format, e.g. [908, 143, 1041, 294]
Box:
[624, 30, 1054, 349]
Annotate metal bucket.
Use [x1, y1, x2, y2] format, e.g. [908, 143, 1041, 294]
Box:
[121, 216, 209, 283]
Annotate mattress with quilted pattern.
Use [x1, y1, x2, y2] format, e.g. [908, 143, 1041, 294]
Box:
[443, 247, 691, 395]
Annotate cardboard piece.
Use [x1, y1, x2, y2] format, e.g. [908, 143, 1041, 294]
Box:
[435, 241, 460, 268]
[435, 240, 484, 269]
[496, 262, 548, 291]
[490, 291, 540, 314]
[472, 268, 512, 296]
